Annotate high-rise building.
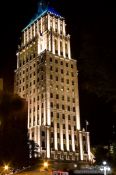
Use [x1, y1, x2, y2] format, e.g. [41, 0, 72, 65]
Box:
[14, 4, 91, 162]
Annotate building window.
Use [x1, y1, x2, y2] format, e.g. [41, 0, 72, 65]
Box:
[68, 115, 70, 120]
[71, 64, 73, 68]
[55, 59, 58, 64]
[72, 98, 75, 103]
[51, 132, 54, 137]
[61, 61, 63, 65]
[50, 75, 53, 79]
[51, 102, 53, 108]
[68, 125, 71, 130]
[42, 131, 45, 136]
[71, 72, 74, 77]
[57, 123, 59, 128]
[66, 63, 68, 67]
[72, 81, 74, 85]
[63, 124, 65, 129]
[56, 94, 59, 99]
[57, 133, 60, 138]
[61, 78, 64, 82]
[61, 69, 63, 74]
[50, 66, 52, 71]
[50, 57, 52, 62]
[51, 112, 53, 117]
[68, 106, 70, 111]
[67, 79, 69, 84]
[56, 104, 59, 109]
[67, 97, 70, 101]
[62, 114, 65, 119]
[62, 95, 64, 100]
[57, 113, 59, 118]
[55, 68, 58, 72]
[56, 76, 58, 81]
[73, 116, 76, 121]
[63, 134, 66, 139]
[42, 141, 45, 148]
[62, 105, 65, 110]
[50, 93, 53, 98]
[73, 107, 75, 112]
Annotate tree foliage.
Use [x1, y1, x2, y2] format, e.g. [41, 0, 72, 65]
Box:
[0, 91, 29, 168]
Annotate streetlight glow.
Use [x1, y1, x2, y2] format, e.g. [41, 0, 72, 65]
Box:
[103, 161, 107, 165]
[4, 165, 9, 170]
[44, 161, 48, 168]
[100, 161, 111, 175]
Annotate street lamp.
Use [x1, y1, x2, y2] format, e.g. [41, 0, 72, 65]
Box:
[44, 161, 48, 169]
[100, 161, 111, 175]
[4, 165, 9, 171]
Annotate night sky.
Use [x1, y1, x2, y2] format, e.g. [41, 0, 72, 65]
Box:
[0, 0, 116, 146]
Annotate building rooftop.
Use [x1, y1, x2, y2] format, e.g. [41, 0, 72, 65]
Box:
[22, 6, 63, 32]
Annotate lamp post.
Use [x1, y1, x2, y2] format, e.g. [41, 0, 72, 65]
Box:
[100, 161, 111, 175]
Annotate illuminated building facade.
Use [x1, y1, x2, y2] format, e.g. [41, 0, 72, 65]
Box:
[14, 6, 91, 161]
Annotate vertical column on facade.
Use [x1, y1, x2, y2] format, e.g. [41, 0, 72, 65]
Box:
[75, 73, 81, 130]
[37, 20, 39, 34]
[30, 26, 32, 40]
[48, 14, 50, 31]
[58, 36, 60, 56]
[40, 17, 42, 34]
[86, 132, 91, 160]
[29, 129, 32, 140]
[34, 126, 37, 144]
[71, 126, 75, 151]
[27, 29, 29, 43]
[24, 31, 26, 45]
[46, 127, 50, 158]
[46, 73, 51, 126]
[48, 32, 51, 52]
[43, 94, 46, 125]
[34, 23, 36, 37]
[52, 35, 55, 54]
[52, 17, 55, 54]
[28, 96, 30, 129]
[60, 118, 64, 151]
[34, 94, 37, 144]
[63, 38, 66, 58]
[58, 18, 60, 33]
[37, 126, 41, 155]
[52, 17, 55, 32]
[67, 36, 71, 59]
[39, 93, 42, 126]
[79, 131, 83, 160]
[16, 53, 19, 69]
[38, 36, 40, 55]
[54, 115, 58, 150]
[63, 20, 65, 36]
[65, 117, 69, 151]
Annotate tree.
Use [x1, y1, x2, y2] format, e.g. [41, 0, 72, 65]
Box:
[0, 91, 29, 168]
[94, 145, 109, 164]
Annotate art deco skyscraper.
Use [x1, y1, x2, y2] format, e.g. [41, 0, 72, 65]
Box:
[14, 5, 91, 162]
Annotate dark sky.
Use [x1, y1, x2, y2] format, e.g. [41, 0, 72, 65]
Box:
[0, 0, 116, 146]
